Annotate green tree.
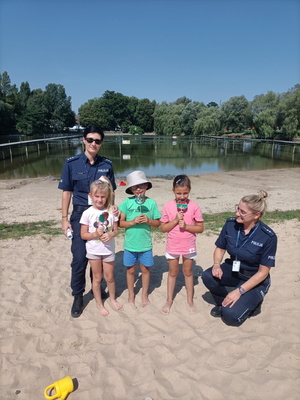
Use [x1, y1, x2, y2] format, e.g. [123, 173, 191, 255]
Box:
[44, 83, 75, 132]
[134, 98, 156, 132]
[221, 95, 250, 133]
[153, 102, 185, 136]
[16, 89, 48, 135]
[194, 106, 222, 135]
[253, 110, 277, 138]
[181, 101, 205, 135]
[0, 71, 19, 133]
[207, 101, 219, 108]
[278, 85, 300, 139]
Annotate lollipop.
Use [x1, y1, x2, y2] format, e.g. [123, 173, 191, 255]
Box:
[135, 194, 146, 214]
[94, 212, 109, 232]
[176, 199, 188, 212]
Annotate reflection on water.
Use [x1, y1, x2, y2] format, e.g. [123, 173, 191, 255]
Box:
[0, 136, 299, 179]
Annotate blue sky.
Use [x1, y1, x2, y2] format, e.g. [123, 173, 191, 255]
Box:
[0, 0, 299, 113]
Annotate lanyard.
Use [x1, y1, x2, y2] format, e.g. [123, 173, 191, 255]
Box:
[235, 222, 260, 259]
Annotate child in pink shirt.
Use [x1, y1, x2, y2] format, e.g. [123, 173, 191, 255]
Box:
[160, 175, 204, 313]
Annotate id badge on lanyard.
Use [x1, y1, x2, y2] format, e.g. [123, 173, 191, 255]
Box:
[232, 260, 240, 272]
[233, 224, 259, 273]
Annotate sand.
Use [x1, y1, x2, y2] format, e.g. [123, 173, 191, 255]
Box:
[0, 168, 300, 400]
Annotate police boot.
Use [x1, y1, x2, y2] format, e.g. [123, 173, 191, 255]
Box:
[71, 294, 83, 318]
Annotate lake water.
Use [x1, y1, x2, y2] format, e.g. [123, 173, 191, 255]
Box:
[0, 135, 299, 179]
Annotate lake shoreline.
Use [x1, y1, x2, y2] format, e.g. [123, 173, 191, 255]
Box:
[1, 167, 300, 399]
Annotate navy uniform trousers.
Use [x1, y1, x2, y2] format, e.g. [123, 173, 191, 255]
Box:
[70, 209, 90, 296]
[201, 262, 270, 326]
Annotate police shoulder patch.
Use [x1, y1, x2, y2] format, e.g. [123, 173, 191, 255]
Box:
[102, 156, 112, 164]
[261, 224, 275, 237]
[66, 154, 81, 163]
[226, 217, 236, 222]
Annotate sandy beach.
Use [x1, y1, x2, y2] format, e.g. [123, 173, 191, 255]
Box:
[1, 168, 300, 400]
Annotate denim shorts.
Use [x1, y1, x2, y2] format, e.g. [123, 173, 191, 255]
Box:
[123, 249, 154, 267]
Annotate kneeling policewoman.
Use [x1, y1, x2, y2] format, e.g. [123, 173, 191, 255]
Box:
[201, 191, 277, 326]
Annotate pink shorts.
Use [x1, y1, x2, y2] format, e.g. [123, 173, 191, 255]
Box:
[86, 252, 115, 262]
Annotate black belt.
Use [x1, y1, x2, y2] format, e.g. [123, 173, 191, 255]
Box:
[73, 205, 90, 212]
[239, 268, 256, 277]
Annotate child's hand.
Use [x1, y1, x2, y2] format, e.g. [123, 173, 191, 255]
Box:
[101, 232, 113, 242]
[178, 219, 186, 230]
[132, 216, 142, 225]
[97, 226, 104, 237]
[138, 214, 149, 224]
[176, 211, 183, 221]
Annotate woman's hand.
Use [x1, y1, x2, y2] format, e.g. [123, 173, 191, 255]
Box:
[62, 219, 72, 237]
[212, 265, 223, 279]
[111, 205, 120, 217]
[222, 289, 241, 308]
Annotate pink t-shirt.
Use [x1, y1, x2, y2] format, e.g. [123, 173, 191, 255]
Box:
[160, 199, 203, 255]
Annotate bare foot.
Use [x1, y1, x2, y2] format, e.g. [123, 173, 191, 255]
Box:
[162, 301, 172, 314]
[127, 295, 135, 305]
[97, 304, 109, 317]
[141, 298, 150, 308]
[110, 299, 123, 311]
[188, 302, 197, 313]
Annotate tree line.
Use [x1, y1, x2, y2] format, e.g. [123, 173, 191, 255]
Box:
[1, 71, 299, 139]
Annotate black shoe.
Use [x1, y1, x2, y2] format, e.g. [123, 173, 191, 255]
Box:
[249, 303, 262, 317]
[210, 306, 222, 318]
[71, 294, 83, 318]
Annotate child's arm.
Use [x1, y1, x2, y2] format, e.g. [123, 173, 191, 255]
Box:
[161, 212, 182, 233]
[80, 224, 104, 240]
[119, 211, 142, 228]
[178, 220, 204, 234]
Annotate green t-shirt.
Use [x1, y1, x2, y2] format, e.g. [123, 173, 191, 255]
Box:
[119, 196, 161, 252]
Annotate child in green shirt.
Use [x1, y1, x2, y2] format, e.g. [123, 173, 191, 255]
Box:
[119, 170, 161, 307]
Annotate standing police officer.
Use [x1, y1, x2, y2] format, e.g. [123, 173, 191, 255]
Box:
[201, 191, 277, 326]
[59, 125, 116, 318]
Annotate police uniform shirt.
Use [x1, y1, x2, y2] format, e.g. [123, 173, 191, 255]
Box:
[215, 217, 277, 272]
[58, 152, 116, 206]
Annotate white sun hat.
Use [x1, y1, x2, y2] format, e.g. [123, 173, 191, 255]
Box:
[125, 170, 152, 194]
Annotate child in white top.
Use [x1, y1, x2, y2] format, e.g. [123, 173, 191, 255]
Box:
[80, 177, 122, 316]
[160, 175, 204, 314]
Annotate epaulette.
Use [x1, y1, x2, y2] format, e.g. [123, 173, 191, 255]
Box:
[66, 154, 81, 163]
[261, 224, 275, 237]
[101, 156, 112, 164]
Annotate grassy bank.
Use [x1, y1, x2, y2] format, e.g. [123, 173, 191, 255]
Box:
[1, 210, 299, 240]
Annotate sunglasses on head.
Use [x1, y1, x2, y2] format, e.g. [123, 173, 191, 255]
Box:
[85, 138, 102, 145]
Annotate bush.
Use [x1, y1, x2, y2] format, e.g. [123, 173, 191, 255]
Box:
[128, 125, 144, 135]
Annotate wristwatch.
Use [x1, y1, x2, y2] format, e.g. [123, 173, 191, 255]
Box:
[238, 286, 246, 295]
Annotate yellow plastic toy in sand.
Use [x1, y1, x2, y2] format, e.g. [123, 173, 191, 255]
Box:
[44, 376, 74, 400]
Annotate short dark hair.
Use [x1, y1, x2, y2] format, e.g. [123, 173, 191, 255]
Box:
[83, 125, 105, 141]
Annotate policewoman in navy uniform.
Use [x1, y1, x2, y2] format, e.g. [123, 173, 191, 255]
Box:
[201, 191, 277, 326]
[58, 125, 116, 318]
